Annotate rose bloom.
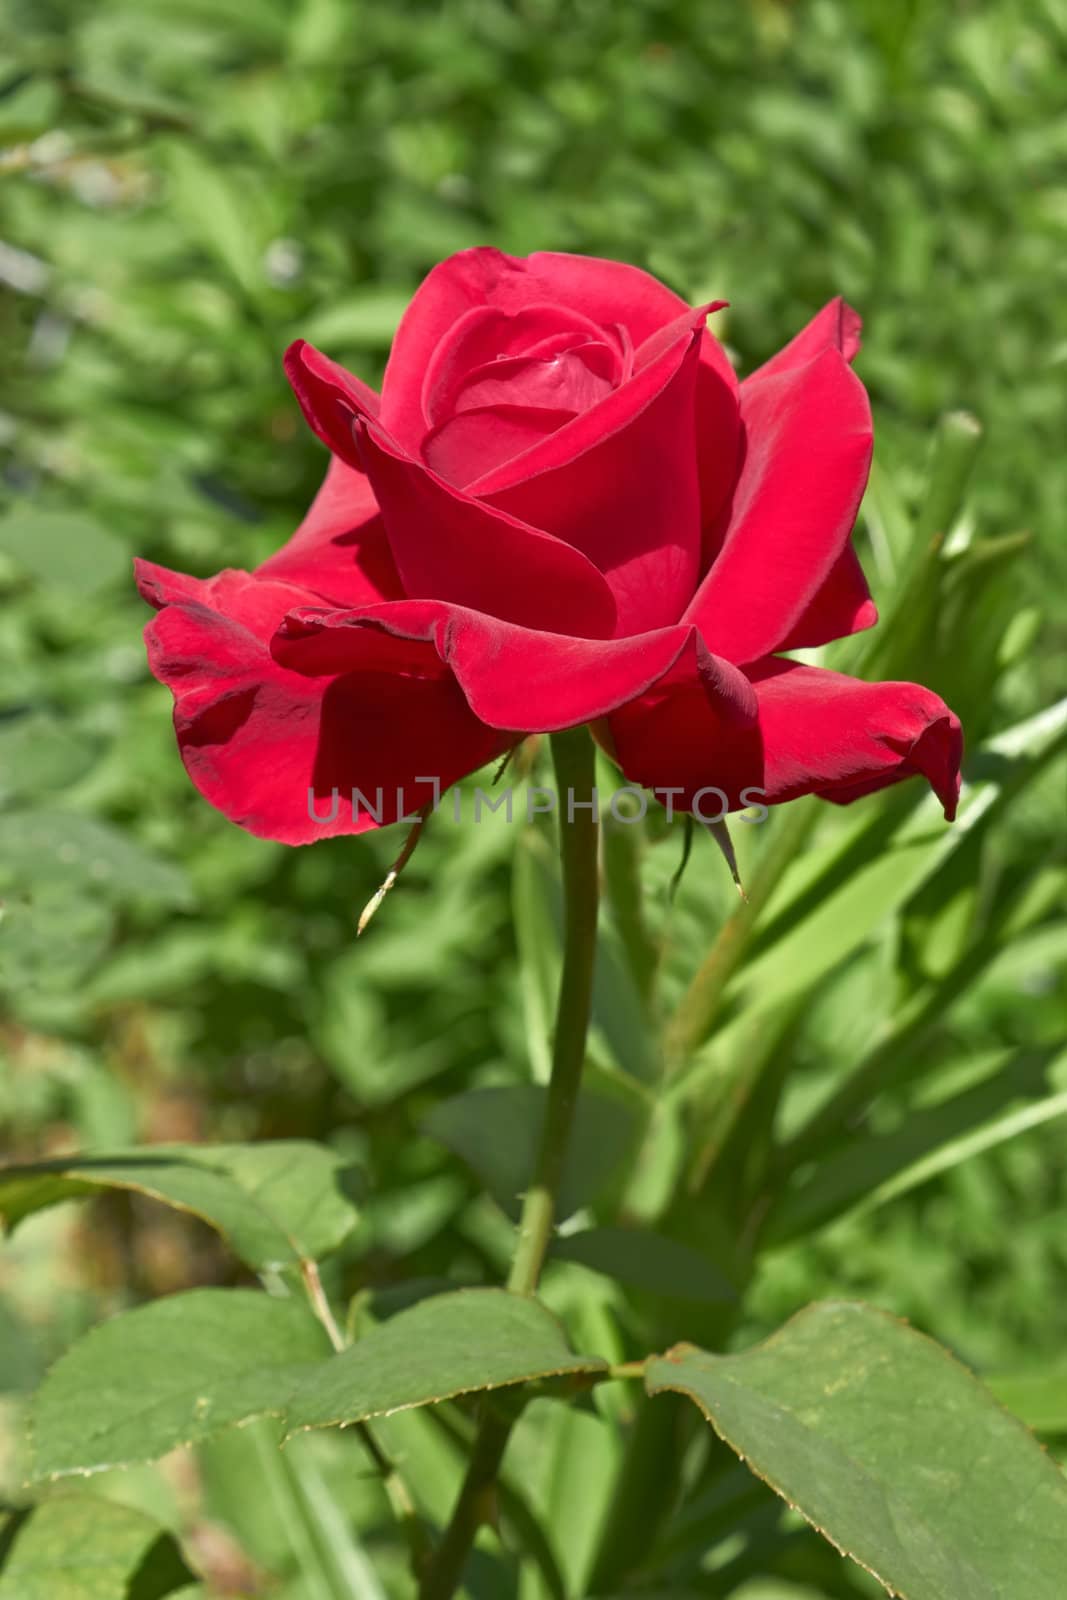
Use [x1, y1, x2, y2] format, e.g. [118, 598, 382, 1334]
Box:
[136, 248, 962, 842]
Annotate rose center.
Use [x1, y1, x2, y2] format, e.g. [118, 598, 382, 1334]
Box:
[418, 303, 633, 487]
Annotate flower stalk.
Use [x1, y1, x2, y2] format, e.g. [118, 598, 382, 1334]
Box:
[419, 725, 601, 1598]
[508, 727, 601, 1294]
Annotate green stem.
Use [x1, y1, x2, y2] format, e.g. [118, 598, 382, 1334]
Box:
[419, 727, 601, 1599]
[418, 1409, 514, 1600]
[509, 727, 600, 1293]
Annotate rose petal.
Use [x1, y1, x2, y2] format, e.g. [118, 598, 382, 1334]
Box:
[633, 304, 740, 536]
[135, 561, 499, 844]
[382, 252, 560, 444]
[383, 246, 717, 428]
[523, 263, 741, 530]
[449, 345, 615, 417]
[382, 249, 684, 441]
[421, 404, 577, 488]
[520, 332, 621, 378]
[420, 301, 612, 431]
[685, 343, 873, 664]
[284, 340, 381, 469]
[273, 598, 757, 736]
[520, 250, 696, 341]
[607, 655, 962, 820]
[379, 249, 739, 529]
[751, 295, 863, 378]
[474, 316, 707, 633]
[355, 418, 618, 638]
[710, 300, 869, 647]
[256, 456, 403, 607]
[773, 544, 878, 653]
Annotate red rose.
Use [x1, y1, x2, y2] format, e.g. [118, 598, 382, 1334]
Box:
[136, 248, 962, 843]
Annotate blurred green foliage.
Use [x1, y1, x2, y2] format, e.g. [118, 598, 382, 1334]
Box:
[1, 0, 1066, 1595]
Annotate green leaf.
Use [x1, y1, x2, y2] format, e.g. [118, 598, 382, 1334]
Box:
[274, 1440, 389, 1600]
[28, 1288, 329, 1480]
[422, 1085, 637, 1220]
[647, 1301, 1067, 1600]
[0, 508, 129, 594]
[0, 886, 114, 996]
[728, 697, 1067, 1016]
[986, 1367, 1067, 1434]
[294, 289, 413, 350]
[0, 77, 61, 138]
[162, 142, 277, 297]
[196, 1419, 387, 1600]
[0, 813, 192, 910]
[778, 862, 1067, 1166]
[285, 1288, 606, 1435]
[766, 1046, 1067, 1244]
[0, 714, 96, 803]
[516, 1403, 619, 1599]
[552, 1228, 735, 1303]
[0, 1141, 360, 1272]
[0, 1496, 193, 1600]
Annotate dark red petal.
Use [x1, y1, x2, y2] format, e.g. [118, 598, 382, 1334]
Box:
[255, 456, 403, 608]
[773, 545, 878, 653]
[607, 321, 635, 382]
[751, 296, 863, 378]
[382, 251, 553, 445]
[607, 655, 962, 821]
[740, 306, 871, 649]
[355, 419, 617, 638]
[474, 318, 707, 634]
[685, 344, 873, 665]
[382, 248, 700, 443]
[449, 345, 615, 417]
[273, 598, 757, 735]
[697, 334, 743, 534]
[134, 561, 499, 844]
[520, 250, 693, 341]
[527, 266, 742, 529]
[520, 332, 621, 378]
[633, 305, 740, 536]
[284, 340, 380, 469]
[421, 404, 576, 488]
[379, 248, 739, 547]
[419, 300, 611, 431]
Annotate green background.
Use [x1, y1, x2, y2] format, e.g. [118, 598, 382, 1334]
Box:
[1, 1, 1065, 1595]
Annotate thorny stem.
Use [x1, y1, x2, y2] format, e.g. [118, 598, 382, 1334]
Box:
[419, 727, 601, 1600]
